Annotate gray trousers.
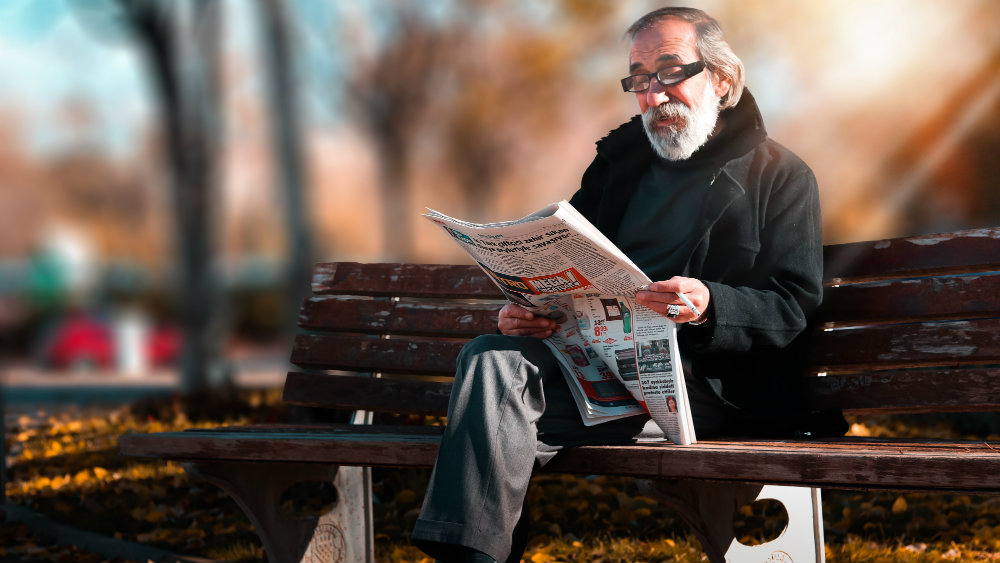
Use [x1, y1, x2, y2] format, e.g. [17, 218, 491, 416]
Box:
[411, 334, 731, 562]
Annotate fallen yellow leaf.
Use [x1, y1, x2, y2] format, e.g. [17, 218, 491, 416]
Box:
[849, 423, 871, 437]
[45, 441, 63, 457]
[892, 496, 908, 514]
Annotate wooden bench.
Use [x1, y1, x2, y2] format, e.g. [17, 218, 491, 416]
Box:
[119, 226, 1000, 563]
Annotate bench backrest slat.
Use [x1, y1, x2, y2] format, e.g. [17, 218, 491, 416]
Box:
[311, 262, 499, 298]
[299, 297, 501, 337]
[282, 371, 452, 414]
[802, 366, 1000, 414]
[820, 273, 1000, 327]
[292, 317, 1000, 377]
[806, 318, 1000, 374]
[290, 334, 465, 376]
[823, 227, 1000, 284]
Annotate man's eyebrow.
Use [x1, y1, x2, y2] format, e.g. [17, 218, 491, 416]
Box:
[629, 54, 681, 74]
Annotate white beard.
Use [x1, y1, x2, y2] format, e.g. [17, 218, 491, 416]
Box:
[642, 81, 722, 161]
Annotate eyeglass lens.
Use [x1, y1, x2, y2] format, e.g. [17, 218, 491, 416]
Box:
[626, 66, 689, 92]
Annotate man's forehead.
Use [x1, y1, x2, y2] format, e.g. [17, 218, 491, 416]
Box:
[629, 53, 683, 73]
[628, 18, 698, 70]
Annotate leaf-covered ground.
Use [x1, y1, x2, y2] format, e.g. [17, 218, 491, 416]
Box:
[4, 391, 1000, 562]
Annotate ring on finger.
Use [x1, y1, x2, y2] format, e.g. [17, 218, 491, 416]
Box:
[666, 304, 680, 318]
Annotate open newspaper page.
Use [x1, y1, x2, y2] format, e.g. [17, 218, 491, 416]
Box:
[424, 201, 696, 445]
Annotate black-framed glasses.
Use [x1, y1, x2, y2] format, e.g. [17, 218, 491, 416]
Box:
[621, 61, 706, 93]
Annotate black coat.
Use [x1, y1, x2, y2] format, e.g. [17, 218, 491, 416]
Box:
[569, 91, 846, 437]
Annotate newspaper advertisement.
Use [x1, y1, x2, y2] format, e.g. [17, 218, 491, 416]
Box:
[423, 200, 696, 445]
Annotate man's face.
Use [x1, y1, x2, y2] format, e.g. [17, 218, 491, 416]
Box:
[628, 18, 730, 160]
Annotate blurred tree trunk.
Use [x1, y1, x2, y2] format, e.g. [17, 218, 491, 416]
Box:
[258, 0, 314, 337]
[343, 10, 459, 260]
[117, 0, 226, 393]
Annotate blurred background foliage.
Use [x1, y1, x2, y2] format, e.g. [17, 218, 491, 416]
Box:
[0, 0, 999, 390]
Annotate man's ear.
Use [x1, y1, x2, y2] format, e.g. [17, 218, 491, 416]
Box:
[713, 73, 732, 100]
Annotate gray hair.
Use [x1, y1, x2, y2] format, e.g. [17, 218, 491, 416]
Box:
[627, 7, 744, 110]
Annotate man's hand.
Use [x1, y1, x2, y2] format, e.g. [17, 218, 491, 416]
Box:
[635, 276, 710, 324]
[498, 303, 559, 338]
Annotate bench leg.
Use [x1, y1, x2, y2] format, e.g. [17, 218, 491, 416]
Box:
[637, 479, 824, 563]
[182, 461, 374, 563]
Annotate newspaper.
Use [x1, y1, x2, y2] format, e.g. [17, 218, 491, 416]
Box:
[424, 200, 696, 445]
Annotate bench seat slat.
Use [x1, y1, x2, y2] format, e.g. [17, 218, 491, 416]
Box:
[290, 334, 465, 375]
[118, 427, 1000, 493]
[298, 297, 501, 337]
[311, 262, 499, 298]
[802, 366, 1000, 414]
[820, 273, 1000, 327]
[184, 425, 987, 451]
[806, 318, 1000, 373]
[823, 227, 1000, 285]
[282, 372, 451, 414]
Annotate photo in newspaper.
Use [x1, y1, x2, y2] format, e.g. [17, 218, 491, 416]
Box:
[424, 201, 696, 445]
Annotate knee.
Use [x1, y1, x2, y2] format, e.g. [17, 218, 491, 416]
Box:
[458, 334, 548, 368]
[457, 335, 517, 379]
[455, 334, 544, 389]
[450, 335, 556, 429]
[460, 334, 513, 360]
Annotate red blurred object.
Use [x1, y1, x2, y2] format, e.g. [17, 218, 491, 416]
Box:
[47, 312, 113, 369]
[147, 325, 181, 366]
[45, 312, 182, 371]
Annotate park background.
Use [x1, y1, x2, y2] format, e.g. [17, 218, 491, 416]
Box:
[1, 0, 1000, 561]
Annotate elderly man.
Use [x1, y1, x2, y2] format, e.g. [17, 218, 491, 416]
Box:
[412, 7, 846, 563]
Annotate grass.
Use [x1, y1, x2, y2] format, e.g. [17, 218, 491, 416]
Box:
[4, 391, 1000, 562]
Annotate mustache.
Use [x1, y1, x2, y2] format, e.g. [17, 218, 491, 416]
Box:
[648, 102, 690, 121]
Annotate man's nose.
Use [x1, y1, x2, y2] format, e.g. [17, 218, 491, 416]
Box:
[645, 80, 671, 107]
